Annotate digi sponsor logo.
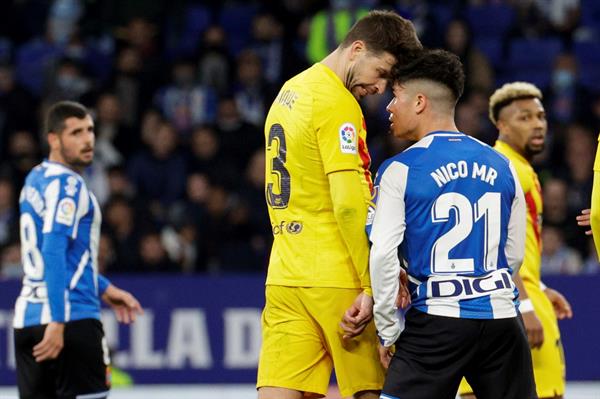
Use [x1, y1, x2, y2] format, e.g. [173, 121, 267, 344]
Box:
[339, 123, 357, 154]
[272, 221, 303, 235]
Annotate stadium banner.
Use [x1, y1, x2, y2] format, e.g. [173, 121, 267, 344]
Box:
[0, 274, 598, 385]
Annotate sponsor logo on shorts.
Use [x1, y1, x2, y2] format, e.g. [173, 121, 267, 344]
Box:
[272, 221, 303, 235]
[339, 123, 357, 154]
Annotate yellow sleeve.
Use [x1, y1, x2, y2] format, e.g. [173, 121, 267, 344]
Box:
[591, 136, 600, 258]
[329, 170, 372, 295]
[315, 96, 363, 175]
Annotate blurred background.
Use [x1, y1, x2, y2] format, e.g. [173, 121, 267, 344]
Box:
[0, 0, 598, 397]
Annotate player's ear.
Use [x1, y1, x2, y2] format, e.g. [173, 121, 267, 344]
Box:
[415, 93, 427, 114]
[349, 40, 365, 61]
[47, 132, 59, 150]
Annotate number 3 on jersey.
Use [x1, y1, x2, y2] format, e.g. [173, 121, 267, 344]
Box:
[431, 192, 500, 274]
[267, 124, 291, 209]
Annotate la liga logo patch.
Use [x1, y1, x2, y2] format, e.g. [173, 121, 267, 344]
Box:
[339, 123, 357, 154]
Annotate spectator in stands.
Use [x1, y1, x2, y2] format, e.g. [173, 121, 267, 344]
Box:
[544, 53, 591, 125]
[250, 13, 286, 85]
[0, 178, 16, 247]
[215, 97, 262, 173]
[0, 63, 38, 158]
[0, 239, 22, 279]
[94, 92, 137, 163]
[128, 120, 187, 210]
[233, 49, 276, 127]
[542, 225, 583, 274]
[197, 25, 232, 96]
[98, 231, 117, 274]
[109, 47, 146, 127]
[43, 57, 92, 104]
[154, 58, 217, 136]
[443, 18, 494, 94]
[136, 230, 179, 272]
[0, 130, 41, 190]
[103, 195, 141, 272]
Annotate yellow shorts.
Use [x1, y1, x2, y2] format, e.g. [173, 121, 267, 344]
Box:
[458, 283, 565, 398]
[257, 285, 385, 398]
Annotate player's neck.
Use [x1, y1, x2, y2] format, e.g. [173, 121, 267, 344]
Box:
[48, 153, 84, 174]
[321, 48, 347, 85]
[497, 138, 532, 162]
[415, 116, 458, 141]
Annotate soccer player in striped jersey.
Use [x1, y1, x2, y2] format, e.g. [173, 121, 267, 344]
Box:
[368, 50, 536, 399]
[13, 101, 143, 399]
[257, 10, 422, 399]
[459, 82, 573, 399]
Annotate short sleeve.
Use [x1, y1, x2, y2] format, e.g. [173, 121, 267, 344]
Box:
[315, 95, 364, 175]
[42, 174, 88, 238]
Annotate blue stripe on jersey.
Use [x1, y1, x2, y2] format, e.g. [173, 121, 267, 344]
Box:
[459, 295, 491, 319]
[14, 161, 106, 328]
[24, 302, 43, 326]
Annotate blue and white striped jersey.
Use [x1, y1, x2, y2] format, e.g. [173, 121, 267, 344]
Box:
[368, 132, 526, 347]
[13, 160, 110, 328]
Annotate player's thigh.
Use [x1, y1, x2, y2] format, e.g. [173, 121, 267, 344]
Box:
[14, 325, 57, 399]
[57, 319, 110, 399]
[530, 290, 566, 397]
[257, 286, 332, 397]
[383, 308, 477, 399]
[307, 287, 385, 398]
[466, 317, 535, 399]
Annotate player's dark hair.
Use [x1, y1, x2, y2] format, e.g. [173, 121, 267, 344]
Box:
[45, 101, 89, 135]
[340, 10, 423, 61]
[390, 49, 465, 103]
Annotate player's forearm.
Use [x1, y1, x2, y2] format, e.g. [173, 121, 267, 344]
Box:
[329, 170, 372, 293]
[590, 171, 600, 258]
[370, 242, 402, 347]
[41, 234, 68, 323]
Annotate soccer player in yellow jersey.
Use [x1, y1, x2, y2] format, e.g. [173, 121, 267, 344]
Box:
[459, 82, 573, 399]
[257, 10, 422, 399]
[576, 136, 600, 258]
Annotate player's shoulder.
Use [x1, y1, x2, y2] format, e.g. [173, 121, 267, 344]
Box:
[39, 161, 86, 193]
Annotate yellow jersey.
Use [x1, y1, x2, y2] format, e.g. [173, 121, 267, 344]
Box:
[264, 63, 372, 288]
[494, 140, 542, 285]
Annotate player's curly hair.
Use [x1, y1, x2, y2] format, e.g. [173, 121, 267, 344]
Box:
[488, 82, 543, 125]
[390, 49, 465, 103]
[340, 10, 423, 61]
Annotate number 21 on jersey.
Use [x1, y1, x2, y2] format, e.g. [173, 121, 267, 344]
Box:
[430, 192, 501, 274]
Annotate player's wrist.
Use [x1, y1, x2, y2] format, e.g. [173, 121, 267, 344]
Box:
[518, 298, 534, 313]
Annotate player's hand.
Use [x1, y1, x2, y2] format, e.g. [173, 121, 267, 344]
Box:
[340, 291, 373, 339]
[521, 310, 544, 349]
[102, 284, 144, 324]
[395, 268, 411, 309]
[544, 287, 573, 320]
[378, 344, 394, 370]
[576, 209, 593, 235]
[33, 322, 64, 362]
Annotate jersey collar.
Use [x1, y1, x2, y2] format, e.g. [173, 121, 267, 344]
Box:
[494, 140, 529, 166]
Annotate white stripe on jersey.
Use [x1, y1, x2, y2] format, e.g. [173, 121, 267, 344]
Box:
[13, 297, 26, 328]
[70, 250, 90, 289]
[42, 179, 60, 233]
[41, 300, 51, 324]
[89, 192, 102, 294]
[72, 184, 90, 239]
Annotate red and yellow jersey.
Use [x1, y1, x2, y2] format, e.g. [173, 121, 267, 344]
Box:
[264, 63, 372, 288]
[494, 140, 542, 284]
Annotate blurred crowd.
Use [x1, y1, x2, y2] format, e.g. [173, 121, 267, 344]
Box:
[0, 0, 598, 277]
